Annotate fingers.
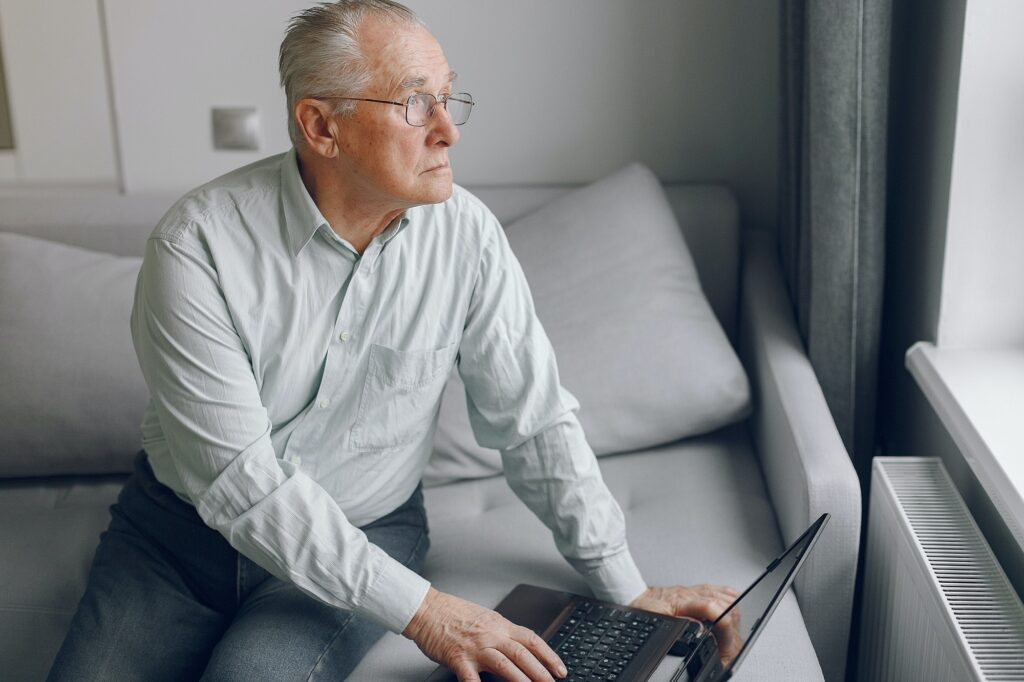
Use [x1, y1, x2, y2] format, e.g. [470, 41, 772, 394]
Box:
[451, 638, 561, 682]
[708, 583, 741, 600]
[693, 587, 741, 666]
[451, 657, 482, 682]
[625, 585, 746, 669]
[461, 644, 562, 682]
[510, 625, 567, 679]
[712, 615, 743, 666]
[698, 585, 742, 664]
[669, 590, 733, 623]
[476, 647, 534, 682]
[631, 584, 738, 624]
[693, 583, 739, 599]
[474, 622, 562, 681]
[486, 641, 557, 682]
[692, 584, 739, 611]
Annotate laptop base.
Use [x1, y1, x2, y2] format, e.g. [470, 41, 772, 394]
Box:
[425, 584, 700, 682]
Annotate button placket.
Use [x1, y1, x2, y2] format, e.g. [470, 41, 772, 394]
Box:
[311, 263, 363, 428]
[276, 246, 362, 469]
[332, 260, 368, 352]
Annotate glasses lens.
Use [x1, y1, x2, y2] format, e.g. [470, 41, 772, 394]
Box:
[406, 93, 434, 126]
[445, 93, 473, 125]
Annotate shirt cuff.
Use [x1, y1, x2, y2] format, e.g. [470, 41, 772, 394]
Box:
[576, 549, 648, 606]
[358, 554, 432, 634]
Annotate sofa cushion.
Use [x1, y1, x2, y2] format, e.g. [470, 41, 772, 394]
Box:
[0, 232, 146, 476]
[0, 474, 128, 682]
[426, 163, 751, 485]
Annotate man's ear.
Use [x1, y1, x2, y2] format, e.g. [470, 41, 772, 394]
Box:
[294, 99, 340, 158]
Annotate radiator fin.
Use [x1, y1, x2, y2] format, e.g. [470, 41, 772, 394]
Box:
[860, 458, 1024, 682]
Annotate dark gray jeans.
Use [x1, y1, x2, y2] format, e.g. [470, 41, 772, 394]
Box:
[47, 450, 430, 681]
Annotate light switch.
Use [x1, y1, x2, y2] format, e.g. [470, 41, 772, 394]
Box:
[211, 107, 260, 151]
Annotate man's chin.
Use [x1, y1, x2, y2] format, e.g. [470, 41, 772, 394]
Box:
[418, 177, 454, 205]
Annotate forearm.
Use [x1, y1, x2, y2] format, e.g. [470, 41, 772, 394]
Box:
[155, 414, 430, 633]
[500, 413, 647, 605]
[197, 447, 431, 632]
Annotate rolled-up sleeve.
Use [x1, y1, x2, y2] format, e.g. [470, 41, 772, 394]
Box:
[131, 233, 429, 633]
[457, 215, 648, 605]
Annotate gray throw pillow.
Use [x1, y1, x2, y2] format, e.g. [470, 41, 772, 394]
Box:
[0, 232, 146, 476]
[425, 163, 751, 486]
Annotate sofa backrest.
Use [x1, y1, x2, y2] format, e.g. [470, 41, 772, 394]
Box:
[0, 182, 739, 339]
[0, 175, 744, 480]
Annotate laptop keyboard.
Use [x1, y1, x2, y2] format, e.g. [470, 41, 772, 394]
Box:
[547, 601, 661, 681]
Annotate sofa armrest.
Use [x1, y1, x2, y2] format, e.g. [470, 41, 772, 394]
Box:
[737, 229, 861, 682]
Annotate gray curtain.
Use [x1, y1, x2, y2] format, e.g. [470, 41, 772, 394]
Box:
[779, 0, 891, 484]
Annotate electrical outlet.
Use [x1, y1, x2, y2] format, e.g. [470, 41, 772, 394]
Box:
[211, 107, 260, 151]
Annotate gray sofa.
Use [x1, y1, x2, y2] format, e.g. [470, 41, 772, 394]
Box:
[0, 172, 860, 681]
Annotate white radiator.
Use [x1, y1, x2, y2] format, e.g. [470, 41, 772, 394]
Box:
[858, 458, 1024, 681]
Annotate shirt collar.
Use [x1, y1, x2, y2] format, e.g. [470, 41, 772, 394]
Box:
[378, 212, 410, 248]
[364, 212, 410, 272]
[281, 147, 411, 263]
[281, 147, 330, 257]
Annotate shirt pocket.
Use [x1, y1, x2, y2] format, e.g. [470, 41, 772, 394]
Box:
[350, 342, 456, 451]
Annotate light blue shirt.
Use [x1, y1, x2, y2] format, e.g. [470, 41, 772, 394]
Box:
[130, 148, 646, 634]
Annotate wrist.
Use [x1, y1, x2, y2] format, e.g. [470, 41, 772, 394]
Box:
[402, 586, 439, 640]
[629, 587, 654, 607]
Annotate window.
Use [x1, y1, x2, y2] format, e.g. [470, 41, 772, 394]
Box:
[0, 38, 14, 150]
[908, 0, 1024, 565]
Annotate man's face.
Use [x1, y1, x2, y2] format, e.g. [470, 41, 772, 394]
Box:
[331, 17, 461, 210]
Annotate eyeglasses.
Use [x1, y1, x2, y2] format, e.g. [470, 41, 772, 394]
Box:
[315, 92, 474, 127]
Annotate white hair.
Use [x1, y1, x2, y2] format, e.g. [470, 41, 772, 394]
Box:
[279, 0, 425, 145]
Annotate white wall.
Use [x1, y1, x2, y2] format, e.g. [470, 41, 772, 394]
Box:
[102, 0, 307, 194]
[937, 0, 1024, 349]
[0, 0, 780, 231]
[0, 0, 117, 185]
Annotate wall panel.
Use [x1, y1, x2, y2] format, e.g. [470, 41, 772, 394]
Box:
[0, 0, 116, 184]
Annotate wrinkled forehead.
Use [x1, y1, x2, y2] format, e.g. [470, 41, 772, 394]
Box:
[359, 17, 455, 96]
[394, 69, 459, 97]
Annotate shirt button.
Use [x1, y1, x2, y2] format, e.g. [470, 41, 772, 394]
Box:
[339, 331, 351, 342]
[293, 456, 302, 467]
[318, 398, 330, 409]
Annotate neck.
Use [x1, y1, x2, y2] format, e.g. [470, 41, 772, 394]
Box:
[296, 149, 405, 255]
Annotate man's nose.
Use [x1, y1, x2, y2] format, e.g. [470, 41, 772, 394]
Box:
[426, 105, 460, 147]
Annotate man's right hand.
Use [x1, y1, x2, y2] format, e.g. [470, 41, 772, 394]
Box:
[403, 587, 567, 681]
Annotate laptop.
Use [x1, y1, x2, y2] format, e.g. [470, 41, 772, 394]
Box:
[425, 513, 829, 682]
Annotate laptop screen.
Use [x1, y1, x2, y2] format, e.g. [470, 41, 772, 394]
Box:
[672, 514, 829, 681]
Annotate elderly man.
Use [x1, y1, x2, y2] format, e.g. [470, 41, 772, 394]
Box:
[47, 2, 737, 680]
